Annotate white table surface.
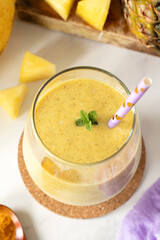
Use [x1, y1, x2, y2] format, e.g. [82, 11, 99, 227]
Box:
[0, 18, 160, 240]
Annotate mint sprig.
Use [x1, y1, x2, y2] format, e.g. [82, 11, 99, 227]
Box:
[76, 110, 98, 131]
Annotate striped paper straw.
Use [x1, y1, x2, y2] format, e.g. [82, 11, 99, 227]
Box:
[108, 78, 152, 128]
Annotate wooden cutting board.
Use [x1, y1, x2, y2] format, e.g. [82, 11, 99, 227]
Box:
[16, 0, 160, 57]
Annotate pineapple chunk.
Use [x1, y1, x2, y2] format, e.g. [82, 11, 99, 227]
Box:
[0, 0, 16, 54]
[76, 0, 111, 31]
[45, 0, 75, 20]
[0, 84, 28, 119]
[19, 51, 56, 83]
[42, 157, 80, 183]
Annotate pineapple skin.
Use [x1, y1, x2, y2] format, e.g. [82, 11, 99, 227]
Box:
[0, 84, 28, 119]
[76, 0, 111, 31]
[19, 52, 56, 83]
[122, 0, 160, 51]
[45, 0, 75, 20]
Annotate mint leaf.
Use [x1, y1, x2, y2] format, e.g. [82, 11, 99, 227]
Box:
[76, 118, 85, 126]
[76, 110, 98, 131]
[80, 110, 89, 124]
[88, 111, 98, 124]
[85, 120, 92, 131]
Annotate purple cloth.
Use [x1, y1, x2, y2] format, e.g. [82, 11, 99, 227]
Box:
[118, 178, 160, 240]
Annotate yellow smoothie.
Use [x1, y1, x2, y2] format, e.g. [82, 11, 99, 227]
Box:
[23, 72, 141, 206]
[35, 78, 133, 164]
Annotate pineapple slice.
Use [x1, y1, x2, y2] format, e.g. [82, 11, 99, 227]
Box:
[45, 0, 75, 20]
[76, 0, 111, 31]
[0, 84, 28, 119]
[0, 0, 16, 54]
[19, 51, 56, 83]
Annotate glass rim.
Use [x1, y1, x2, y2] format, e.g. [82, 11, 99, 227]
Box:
[31, 66, 136, 167]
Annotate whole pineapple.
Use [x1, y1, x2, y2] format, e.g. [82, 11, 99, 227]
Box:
[122, 0, 160, 51]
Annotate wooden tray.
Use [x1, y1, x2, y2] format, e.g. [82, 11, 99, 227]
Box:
[16, 0, 160, 57]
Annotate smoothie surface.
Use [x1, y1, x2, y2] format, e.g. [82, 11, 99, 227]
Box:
[35, 79, 133, 163]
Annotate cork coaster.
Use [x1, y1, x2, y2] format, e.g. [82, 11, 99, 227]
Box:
[18, 134, 146, 219]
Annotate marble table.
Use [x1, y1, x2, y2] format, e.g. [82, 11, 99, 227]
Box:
[0, 18, 160, 240]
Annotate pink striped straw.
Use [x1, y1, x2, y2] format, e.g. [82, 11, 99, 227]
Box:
[108, 77, 152, 128]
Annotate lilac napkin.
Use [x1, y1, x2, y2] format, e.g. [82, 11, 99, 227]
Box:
[118, 178, 160, 240]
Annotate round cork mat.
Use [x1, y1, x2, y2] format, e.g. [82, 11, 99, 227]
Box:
[18, 134, 146, 219]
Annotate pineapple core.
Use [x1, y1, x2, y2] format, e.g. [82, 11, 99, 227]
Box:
[76, 0, 111, 31]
